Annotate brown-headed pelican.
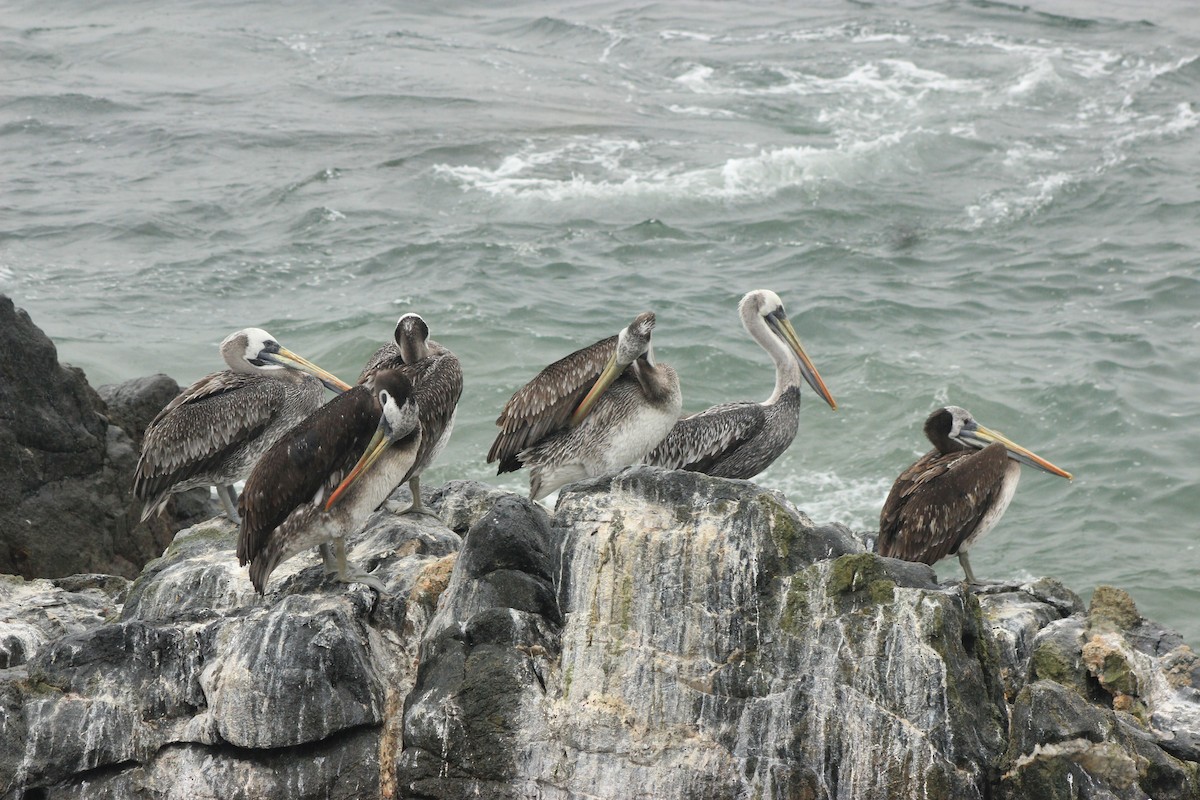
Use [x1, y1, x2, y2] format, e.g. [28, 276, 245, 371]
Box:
[357, 313, 462, 515]
[487, 311, 681, 500]
[875, 405, 1072, 584]
[134, 328, 351, 524]
[644, 289, 836, 478]
[237, 370, 421, 593]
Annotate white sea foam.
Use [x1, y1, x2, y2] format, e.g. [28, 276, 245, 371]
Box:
[766, 470, 893, 532]
[435, 132, 910, 203]
[666, 104, 741, 118]
[964, 171, 1073, 228]
[659, 30, 715, 43]
[1006, 57, 1063, 98]
[673, 64, 715, 90]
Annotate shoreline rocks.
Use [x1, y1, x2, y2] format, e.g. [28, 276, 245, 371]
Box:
[0, 473, 1195, 799]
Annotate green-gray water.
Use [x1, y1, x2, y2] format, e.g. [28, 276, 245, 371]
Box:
[3, 0, 1198, 643]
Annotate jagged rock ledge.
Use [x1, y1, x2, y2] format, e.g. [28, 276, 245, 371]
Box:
[1, 472, 1197, 799]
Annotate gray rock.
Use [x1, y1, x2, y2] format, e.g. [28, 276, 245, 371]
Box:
[2, 473, 1198, 799]
[1, 506, 461, 798]
[0, 296, 204, 579]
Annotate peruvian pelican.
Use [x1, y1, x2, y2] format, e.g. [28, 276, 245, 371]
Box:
[133, 328, 351, 524]
[357, 313, 462, 515]
[875, 405, 1072, 584]
[487, 311, 681, 501]
[644, 289, 836, 478]
[237, 369, 421, 593]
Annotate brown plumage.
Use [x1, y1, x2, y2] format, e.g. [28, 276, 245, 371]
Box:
[357, 313, 462, 513]
[487, 333, 618, 474]
[238, 370, 420, 594]
[876, 405, 1071, 584]
[133, 328, 350, 523]
[487, 312, 682, 500]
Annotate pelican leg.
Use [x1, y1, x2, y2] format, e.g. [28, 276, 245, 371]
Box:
[397, 476, 440, 518]
[319, 543, 338, 575]
[216, 484, 242, 525]
[958, 551, 978, 585]
[332, 538, 387, 594]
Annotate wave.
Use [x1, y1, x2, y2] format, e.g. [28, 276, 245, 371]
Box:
[434, 133, 913, 204]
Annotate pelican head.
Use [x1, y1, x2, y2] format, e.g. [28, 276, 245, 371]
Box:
[570, 311, 656, 426]
[222, 328, 352, 393]
[326, 370, 421, 510]
[931, 406, 1072, 480]
[393, 313, 431, 364]
[739, 290, 836, 410]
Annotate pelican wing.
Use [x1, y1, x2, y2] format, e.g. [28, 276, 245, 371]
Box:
[359, 340, 463, 483]
[876, 444, 1010, 565]
[237, 386, 378, 567]
[487, 334, 617, 473]
[357, 342, 399, 384]
[404, 349, 463, 482]
[643, 401, 767, 475]
[133, 372, 287, 500]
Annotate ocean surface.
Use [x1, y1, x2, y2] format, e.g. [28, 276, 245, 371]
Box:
[3, 1, 1198, 644]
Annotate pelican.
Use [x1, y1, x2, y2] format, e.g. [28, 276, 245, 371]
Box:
[237, 369, 421, 593]
[133, 328, 351, 524]
[644, 289, 837, 478]
[875, 405, 1072, 584]
[357, 313, 462, 515]
[487, 311, 681, 501]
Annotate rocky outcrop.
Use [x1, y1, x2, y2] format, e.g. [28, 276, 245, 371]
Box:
[1, 473, 1197, 799]
[0, 295, 212, 580]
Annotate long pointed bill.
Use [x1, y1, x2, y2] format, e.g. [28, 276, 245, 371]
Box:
[571, 351, 624, 426]
[966, 425, 1073, 480]
[325, 422, 390, 510]
[268, 348, 353, 393]
[769, 313, 837, 410]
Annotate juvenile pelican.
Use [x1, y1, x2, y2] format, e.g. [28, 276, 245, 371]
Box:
[644, 289, 836, 478]
[357, 313, 462, 515]
[487, 311, 681, 500]
[237, 370, 421, 593]
[133, 328, 351, 524]
[876, 405, 1072, 584]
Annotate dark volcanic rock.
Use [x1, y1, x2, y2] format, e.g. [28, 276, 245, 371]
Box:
[0, 296, 207, 579]
[395, 496, 560, 799]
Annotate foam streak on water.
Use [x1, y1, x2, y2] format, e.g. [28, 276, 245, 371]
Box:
[2, 0, 1199, 643]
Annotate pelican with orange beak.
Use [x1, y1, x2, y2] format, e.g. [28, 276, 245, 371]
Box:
[876, 405, 1073, 584]
[238, 370, 420, 593]
[134, 327, 352, 524]
[644, 289, 837, 478]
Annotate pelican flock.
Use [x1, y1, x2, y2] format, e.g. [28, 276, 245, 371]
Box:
[875, 405, 1072, 583]
[133, 328, 351, 524]
[645, 289, 837, 479]
[132, 294, 1074, 595]
[487, 311, 681, 500]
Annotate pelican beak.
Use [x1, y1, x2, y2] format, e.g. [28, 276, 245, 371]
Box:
[964, 424, 1073, 480]
[767, 311, 837, 410]
[571, 350, 623, 426]
[265, 348, 353, 393]
[325, 419, 391, 510]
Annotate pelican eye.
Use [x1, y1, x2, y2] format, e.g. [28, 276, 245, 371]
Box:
[379, 390, 391, 405]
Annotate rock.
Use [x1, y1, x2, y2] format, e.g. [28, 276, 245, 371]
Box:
[0, 296, 204, 579]
[399, 468, 1005, 799]
[1, 473, 1198, 799]
[0, 505, 460, 798]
